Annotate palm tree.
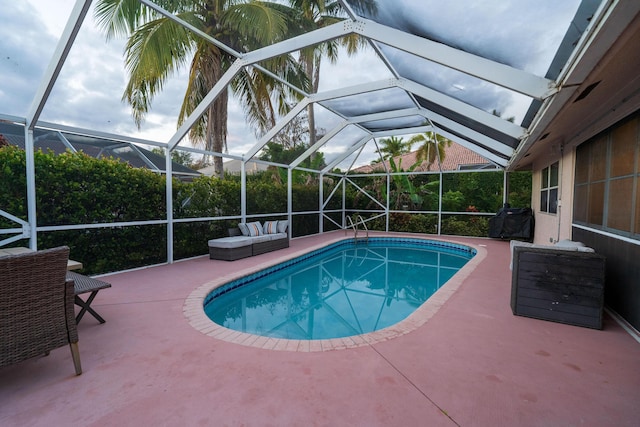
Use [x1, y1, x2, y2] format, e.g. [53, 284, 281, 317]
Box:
[376, 136, 412, 160]
[95, 0, 308, 178]
[408, 131, 452, 170]
[289, 0, 377, 146]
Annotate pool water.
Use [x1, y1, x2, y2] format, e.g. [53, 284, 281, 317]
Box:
[203, 238, 475, 340]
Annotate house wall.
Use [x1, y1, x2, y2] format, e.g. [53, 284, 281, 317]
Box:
[572, 227, 640, 330]
[531, 110, 640, 330]
[531, 148, 575, 245]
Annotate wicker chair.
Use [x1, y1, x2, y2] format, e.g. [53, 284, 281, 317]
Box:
[0, 246, 82, 375]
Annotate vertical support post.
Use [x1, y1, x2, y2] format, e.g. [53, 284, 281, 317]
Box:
[287, 168, 293, 238]
[386, 173, 390, 232]
[23, 0, 92, 250]
[342, 177, 346, 228]
[319, 172, 324, 233]
[165, 151, 174, 263]
[241, 160, 247, 222]
[435, 133, 444, 236]
[437, 170, 443, 235]
[24, 128, 37, 250]
[503, 170, 510, 206]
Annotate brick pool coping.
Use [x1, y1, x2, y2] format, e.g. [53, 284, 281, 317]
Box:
[184, 234, 487, 351]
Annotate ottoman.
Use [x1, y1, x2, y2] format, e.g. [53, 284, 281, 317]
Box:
[208, 236, 253, 261]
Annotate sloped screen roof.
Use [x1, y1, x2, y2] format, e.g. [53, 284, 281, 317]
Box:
[234, 0, 596, 172]
[322, 0, 585, 167]
[0, 0, 606, 174]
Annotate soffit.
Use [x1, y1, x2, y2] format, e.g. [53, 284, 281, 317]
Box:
[510, 5, 640, 170]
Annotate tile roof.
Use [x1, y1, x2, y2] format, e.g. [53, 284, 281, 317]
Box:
[352, 142, 495, 173]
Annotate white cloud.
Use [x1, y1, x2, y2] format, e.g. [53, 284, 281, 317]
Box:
[2, 0, 583, 168]
[2, 1, 212, 147]
[0, 2, 58, 117]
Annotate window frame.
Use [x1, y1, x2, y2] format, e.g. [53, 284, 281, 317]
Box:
[540, 161, 559, 214]
[573, 112, 640, 239]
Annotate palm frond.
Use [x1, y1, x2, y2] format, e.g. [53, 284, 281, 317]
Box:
[222, 2, 291, 49]
[178, 49, 207, 144]
[179, 42, 226, 147]
[94, 0, 152, 40]
[344, 0, 378, 16]
[232, 54, 309, 137]
[233, 67, 277, 135]
[122, 14, 198, 126]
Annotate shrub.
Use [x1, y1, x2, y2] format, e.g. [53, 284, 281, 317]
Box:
[1, 146, 530, 274]
[0, 147, 326, 273]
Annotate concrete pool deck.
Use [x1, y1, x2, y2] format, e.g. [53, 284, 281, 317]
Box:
[1, 231, 639, 426]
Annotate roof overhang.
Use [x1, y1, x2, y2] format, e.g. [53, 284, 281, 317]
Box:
[509, 2, 640, 170]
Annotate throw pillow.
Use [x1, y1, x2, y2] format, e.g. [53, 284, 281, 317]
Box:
[247, 221, 263, 237]
[263, 220, 278, 234]
[277, 220, 288, 233]
[238, 223, 250, 236]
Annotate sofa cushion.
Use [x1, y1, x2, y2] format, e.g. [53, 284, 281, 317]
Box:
[247, 221, 263, 237]
[277, 220, 288, 233]
[250, 234, 271, 244]
[267, 233, 287, 241]
[263, 220, 279, 234]
[208, 236, 253, 249]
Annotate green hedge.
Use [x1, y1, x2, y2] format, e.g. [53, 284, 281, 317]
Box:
[1, 147, 531, 274]
[1, 147, 172, 273]
[0, 147, 324, 274]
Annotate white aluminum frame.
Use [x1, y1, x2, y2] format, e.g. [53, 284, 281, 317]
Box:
[7, 0, 610, 265]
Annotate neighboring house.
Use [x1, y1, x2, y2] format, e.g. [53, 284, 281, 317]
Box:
[0, 122, 200, 180]
[198, 159, 269, 176]
[352, 142, 497, 173]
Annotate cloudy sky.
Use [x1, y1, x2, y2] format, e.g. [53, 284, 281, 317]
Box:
[1, 1, 200, 144]
[0, 0, 581, 166]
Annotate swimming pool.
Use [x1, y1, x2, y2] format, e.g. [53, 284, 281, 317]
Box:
[198, 237, 476, 345]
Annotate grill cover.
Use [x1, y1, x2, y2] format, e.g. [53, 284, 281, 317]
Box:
[488, 206, 534, 241]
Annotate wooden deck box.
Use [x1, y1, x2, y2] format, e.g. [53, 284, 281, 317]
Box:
[511, 246, 605, 329]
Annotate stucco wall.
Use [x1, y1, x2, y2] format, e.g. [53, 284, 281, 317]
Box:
[531, 147, 575, 245]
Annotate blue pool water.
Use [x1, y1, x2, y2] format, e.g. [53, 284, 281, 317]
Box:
[203, 238, 475, 340]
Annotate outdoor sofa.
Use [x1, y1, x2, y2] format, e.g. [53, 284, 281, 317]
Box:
[208, 220, 289, 261]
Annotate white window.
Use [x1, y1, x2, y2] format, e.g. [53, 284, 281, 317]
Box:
[540, 162, 559, 214]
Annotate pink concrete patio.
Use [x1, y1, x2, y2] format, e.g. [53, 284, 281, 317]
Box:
[1, 232, 638, 426]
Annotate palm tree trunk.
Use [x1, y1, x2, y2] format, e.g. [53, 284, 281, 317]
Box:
[306, 58, 316, 147]
[202, 47, 228, 179]
[211, 90, 228, 179]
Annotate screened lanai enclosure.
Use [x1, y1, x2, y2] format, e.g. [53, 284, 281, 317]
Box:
[0, 0, 632, 273]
